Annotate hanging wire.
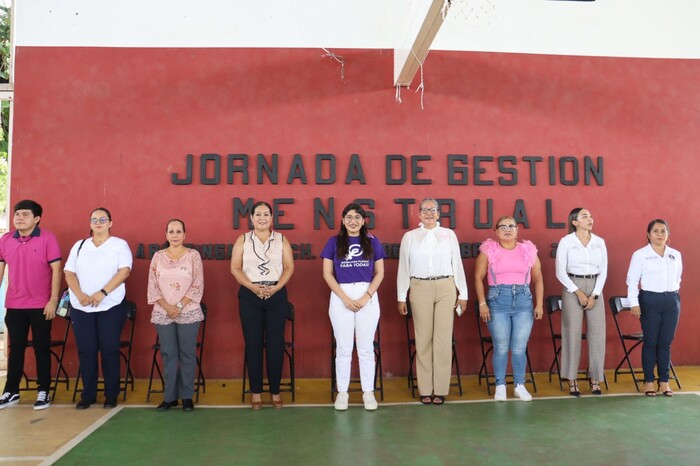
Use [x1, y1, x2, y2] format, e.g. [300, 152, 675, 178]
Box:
[321, 48, 345, 80]
[441, 0, 452, 19]
[411, 49, 425, 110]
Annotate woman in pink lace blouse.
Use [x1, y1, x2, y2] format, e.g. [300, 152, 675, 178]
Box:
[147, 219, 204, 412]
[474, 216, 544, 402]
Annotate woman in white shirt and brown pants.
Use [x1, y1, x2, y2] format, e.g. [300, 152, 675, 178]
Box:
[397, 198, 468, 405]
[555, 208, 608, 396]
[626, 219, 682, 397]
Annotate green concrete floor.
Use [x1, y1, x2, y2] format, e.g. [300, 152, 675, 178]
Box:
[54, 394, 700, 466]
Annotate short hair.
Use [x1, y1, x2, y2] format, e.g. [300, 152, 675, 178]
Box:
[14, 199, 42, 217]
[494, 216, 516, 230]
[419, 198, 439, 210]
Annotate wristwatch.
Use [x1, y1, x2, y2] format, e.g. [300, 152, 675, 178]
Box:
[593, 295, 599, 300]
[176, 302, 184, 310]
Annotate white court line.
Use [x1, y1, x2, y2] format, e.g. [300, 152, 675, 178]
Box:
[0, 457, 48, 462]
[39, 406, 125, 466]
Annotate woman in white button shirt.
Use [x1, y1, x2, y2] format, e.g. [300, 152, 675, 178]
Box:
[626, 219, 682, 397]
[397, 198, 468, 405]
[555, 208, 608, 396]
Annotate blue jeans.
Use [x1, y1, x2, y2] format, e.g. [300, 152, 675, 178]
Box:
[486, 285, 534, 386]
[639, 290, 680, 383]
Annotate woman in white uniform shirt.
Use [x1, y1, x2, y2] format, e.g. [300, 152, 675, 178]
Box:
[64, 207, 132, 409]
[555, 208, 608, 396]
[397, 198, 468, 405]
[626, 219, 682, 397]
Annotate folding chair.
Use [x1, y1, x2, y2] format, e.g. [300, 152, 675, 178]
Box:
[20, 312, 72, 400]
[73, 300, 137, 401]
[330, 321, 384, 402]
[241, 301, 295, 402]
[546, 295, 608, 391]
[476, 301, 536, 395]
[146, 303, 208, 402]
[404, 302, 462, 398]
[609, 296, 681, 392]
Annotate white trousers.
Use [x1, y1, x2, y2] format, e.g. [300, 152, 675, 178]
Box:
[329, 282, 380, 393]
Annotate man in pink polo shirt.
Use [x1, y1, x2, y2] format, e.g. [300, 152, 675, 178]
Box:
[0, 200, 62, 410]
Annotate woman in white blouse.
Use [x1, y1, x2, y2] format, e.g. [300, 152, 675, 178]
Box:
[397, 198, 468, 405]
[230, 201, 294, 409]
[64, 207, 132, 410]
[626, 219, 682, 397]
[147, 219, 204, 412]
[555, 208, 608, 396]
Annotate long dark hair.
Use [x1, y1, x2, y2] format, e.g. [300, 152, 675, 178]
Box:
[335, 203, 373, 260]
[646, 218, 669, 243]
[567, 207, 584, 234]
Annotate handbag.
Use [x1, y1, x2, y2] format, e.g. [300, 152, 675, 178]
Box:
[56, 238, 88, 318]
[56, 289, 71, 317]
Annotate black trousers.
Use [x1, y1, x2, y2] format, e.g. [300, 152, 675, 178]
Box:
[239, 286, 288, 394]
[3, 308, 53, 393]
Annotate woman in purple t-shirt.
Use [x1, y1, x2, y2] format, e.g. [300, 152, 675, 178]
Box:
[321, 203, 386, 411]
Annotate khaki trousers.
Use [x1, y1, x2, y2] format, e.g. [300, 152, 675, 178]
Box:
[409, 277, 457, 396]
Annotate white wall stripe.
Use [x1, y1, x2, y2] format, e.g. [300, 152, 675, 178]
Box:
[13, 0, 700, 59]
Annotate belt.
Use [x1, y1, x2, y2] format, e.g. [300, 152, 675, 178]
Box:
[568, 274, 599, 279]
[253, 281, 278, 286]
[412, 276, 451, 281]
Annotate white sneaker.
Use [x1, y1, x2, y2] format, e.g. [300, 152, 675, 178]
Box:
[514, 384, 533, 402]
[0, 392, 20, 409]
[494, 385, 507, 401]
[34, 391, 51, 410]
[362, 391, 378, 411]
[334, 392, 349, 411]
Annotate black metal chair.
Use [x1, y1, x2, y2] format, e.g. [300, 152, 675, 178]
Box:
[146, 303, 208, 402]
[546, 295, 608, 391]
[73, 300, 137, 402]
[20, 312, 72, 399]
[404, 301, 462, 398]
[609, 296, 681, 392]
[241, 301, 295, 402]
[330, 321, 384, 402]
[476, 301, 536, 395]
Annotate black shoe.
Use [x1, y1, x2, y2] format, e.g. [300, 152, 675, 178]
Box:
[103, 397, 118, 409]
[76, 398, 95, 410]
[0, 392, 20, 409]
[568, 382, 581, 397]
[182, 399, 194, 412]
[156, 400, 179, 411]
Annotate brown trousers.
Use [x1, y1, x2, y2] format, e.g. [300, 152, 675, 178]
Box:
[409, 277, 457, 396]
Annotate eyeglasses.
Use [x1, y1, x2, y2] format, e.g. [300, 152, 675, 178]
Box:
[90, 217, 109, 225]
[496, 224, 517, 231]
[420, 208, 438, 214]
[344, 215, 363, 222]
